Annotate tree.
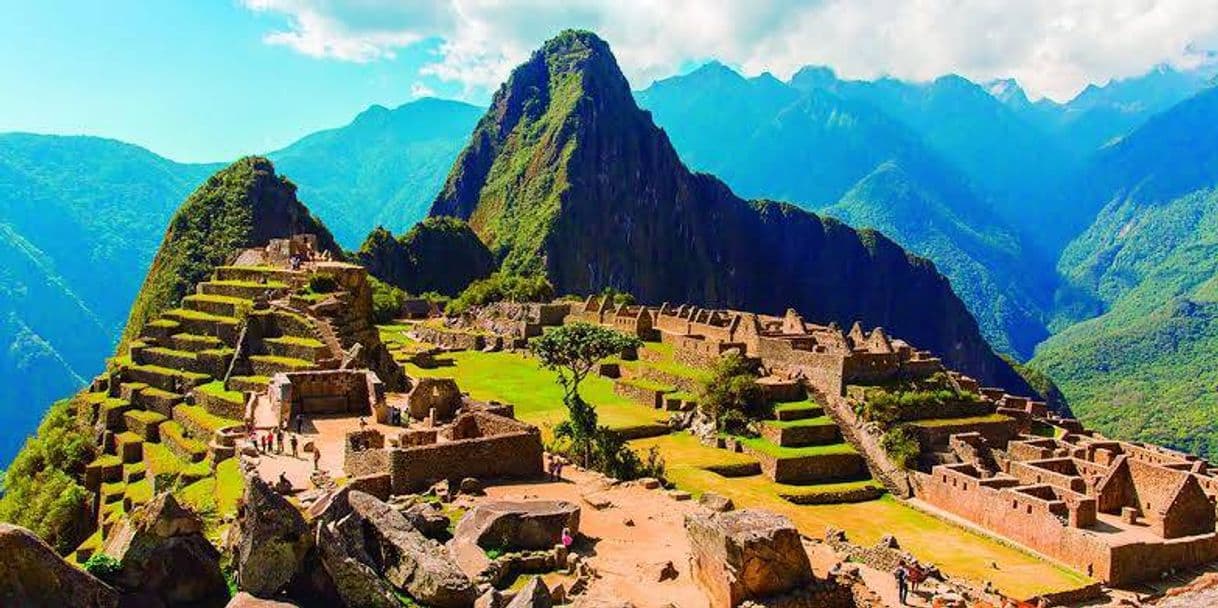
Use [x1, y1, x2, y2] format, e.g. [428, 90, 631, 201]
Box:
[531, 323, 640, 467]
[698, 352, 765, 434]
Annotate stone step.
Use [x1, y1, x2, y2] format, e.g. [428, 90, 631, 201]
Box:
[182, 294, 250, 318]
[760, 419, 842, 447]
[229, 375, 271, 393]
[123, 363, 210, 393]
[128, 385, 184, 418]
[163, 309, 240, 343]
[740, 438, 869, 485]
[136, 345, 199, 371]
[263, 336, 328, 361]
[159, 421, 208, 463]
[114, 431, 144, 464]
[123, 409, 167, 442]
[141, 318, 182, 343]
[249, 355, 315, 376]
[170, 333, 225, 353]
[96, 398, 135, 433]
[199, 279, 288, 300]
[213, 265, 299, 285]
[774, 403, 825, 421]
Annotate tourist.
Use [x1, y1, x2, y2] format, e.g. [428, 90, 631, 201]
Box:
[275, 427, 284, 454]
[546, 454, 556, 481]
[894, 561, 909, 605]
[294, 413, 304, 434]
[561, 527, 573, 549]
[554, 458, 565, 481]
[358, 416, 368, 430]
[290, 434, 298, 458]
[263, 433, 272, 453]
[312, 446, 321, 471]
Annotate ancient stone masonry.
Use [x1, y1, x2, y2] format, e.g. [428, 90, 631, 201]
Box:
[343, 408, 544, 494]
[914, 408, 1218, 585]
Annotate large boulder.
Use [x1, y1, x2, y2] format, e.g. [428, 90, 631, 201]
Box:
[332, 491, 477, 607]
[505, 576, 553, 608]
[400, 502, 452, 539]
[684, 509, 813, 608]
[225, 592, 300, 607]
[235, 476, 312, 597]
[317, 520, 400, 608]
[454, 500, 580, 551]
[101, 493, 228, 607]
[0, 523, 119, 608]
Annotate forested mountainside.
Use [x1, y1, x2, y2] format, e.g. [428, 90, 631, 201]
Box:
[429, 30, 1030, 393]
[1033, 86, 1218, 456]
[268, 98, 481, 247]
[120, 156, 340, 346]
[0, 135, 215, 463]
[635, 62, 1055, 358]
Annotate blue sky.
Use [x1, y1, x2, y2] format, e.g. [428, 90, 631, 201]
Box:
[4, 1, 1218, 163]
[0, 1, 473, 162]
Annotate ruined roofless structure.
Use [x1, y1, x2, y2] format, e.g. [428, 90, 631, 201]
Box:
[560, 295, 1218, 585]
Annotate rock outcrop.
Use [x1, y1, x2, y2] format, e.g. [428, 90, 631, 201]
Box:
[101, 493, 228, 607]
[685, 509, 813, 608]
[235, 476, 312, 597]
[506, 576, 554, 608]
[0, 523, 119, 608]
[225, 592, 301, 608]
[454, 500, 581, 551]
[324, 490, 477, 608]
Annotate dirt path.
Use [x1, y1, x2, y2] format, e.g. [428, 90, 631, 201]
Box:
[464, 465, 712, 607]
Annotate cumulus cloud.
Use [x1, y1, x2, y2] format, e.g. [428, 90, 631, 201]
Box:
[240, 0, 1218, 101]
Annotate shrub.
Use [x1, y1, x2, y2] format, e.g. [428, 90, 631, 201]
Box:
[698, 353, 766, 433]
[446, 272, 554, 315]
[306, 272, 338, 294]
[881, 425, 921, 470]
[369, 276, 407, 323]
[83, 553, 122, 578]
[0, 397, 96, 553]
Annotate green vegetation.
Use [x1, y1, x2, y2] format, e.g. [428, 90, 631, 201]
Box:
[369, 276, 407, 323]
[880, 425, 920, 470]
[853, 374, 982, 429]
[531, 323, 658, 479]
[356, 217, 494, 297]
[446, 272, 555, 315]
[0, 397, 95, 553]
[120, 156, 339, 349]
[197, 380, 243, 405]
[83, 553, 122, 577]
[698, 353, 765, 435]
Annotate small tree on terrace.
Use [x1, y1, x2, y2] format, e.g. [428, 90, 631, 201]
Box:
[531, 323, 641, 467]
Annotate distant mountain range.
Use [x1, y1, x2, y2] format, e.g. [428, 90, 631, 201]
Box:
[0, 51, 1214, 465]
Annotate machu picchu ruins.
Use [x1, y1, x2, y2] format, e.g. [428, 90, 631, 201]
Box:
[9, 20, 1218, 608]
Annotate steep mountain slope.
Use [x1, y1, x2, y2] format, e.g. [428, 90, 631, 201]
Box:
[790, 69, 1076, 233]
[269, 98, 481, 247]
[1033, 86, 1218, 455]
[121, 156, 340, 345]
[0, 135, 215, 463]
[636, 63, 1053, 357]
[355, 217, 494, 296]
[431, 30, 1029, 391]
[825, 162, 1049, 356]
[999, 64, 1218, 158]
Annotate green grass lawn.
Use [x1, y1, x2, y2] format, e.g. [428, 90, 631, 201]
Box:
[763, 415, 835, 429]
[909, 413, 1014, 427]
[736, 435, 856, 458]
[403, 350, 666, 436]
[774, 398, 822, 412]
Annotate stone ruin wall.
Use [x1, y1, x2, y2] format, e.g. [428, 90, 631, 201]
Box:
[413, 326, 489, 351]
[387, 413, 543, 493]
[269, 370, 384, 422]
[916, 464, 1218, 584]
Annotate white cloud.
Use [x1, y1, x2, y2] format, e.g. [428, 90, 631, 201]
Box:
[410, 82, 436, 98]
[240, 0, 1218, 101]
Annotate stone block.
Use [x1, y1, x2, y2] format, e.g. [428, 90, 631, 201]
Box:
[685, 509, 813, 608]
